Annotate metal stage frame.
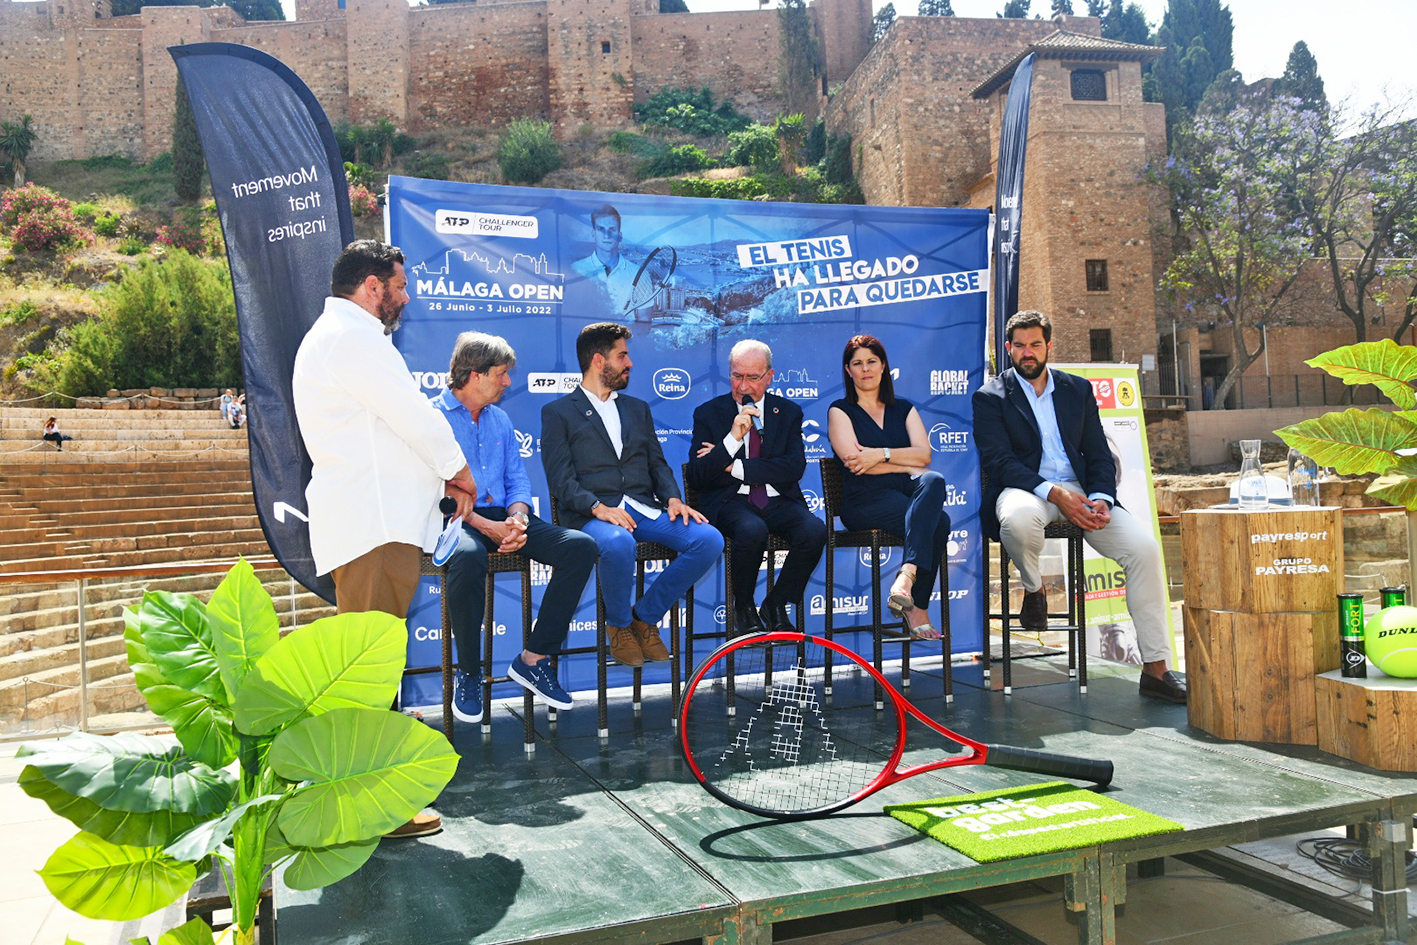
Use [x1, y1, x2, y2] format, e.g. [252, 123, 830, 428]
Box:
[279, 655, 1416, 945]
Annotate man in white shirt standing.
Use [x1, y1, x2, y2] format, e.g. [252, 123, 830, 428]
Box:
[293, 240, 478, 835]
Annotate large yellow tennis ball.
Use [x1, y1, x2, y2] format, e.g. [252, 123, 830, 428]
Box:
[1364, 606, 1417, 678]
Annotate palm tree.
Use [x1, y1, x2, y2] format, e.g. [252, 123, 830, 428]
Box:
[0, 115, 38, 187]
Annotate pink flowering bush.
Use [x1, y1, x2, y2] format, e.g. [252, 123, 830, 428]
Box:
[155, 209, 206, 255]
[349, 184, 378, 217]
[2, 185, 93, 252]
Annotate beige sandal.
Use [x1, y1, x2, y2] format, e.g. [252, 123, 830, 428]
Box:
[909, 622, 942, 642]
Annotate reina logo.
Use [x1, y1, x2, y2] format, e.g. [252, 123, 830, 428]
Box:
[858, 546, 895, 569]
[653, 367, 692, 400]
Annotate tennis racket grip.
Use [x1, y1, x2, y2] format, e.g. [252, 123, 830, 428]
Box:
[984, 744, 1114, 787]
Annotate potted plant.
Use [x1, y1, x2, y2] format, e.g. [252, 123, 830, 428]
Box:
[20, 559, 460, 945]
[1277, 338, 1417, 559]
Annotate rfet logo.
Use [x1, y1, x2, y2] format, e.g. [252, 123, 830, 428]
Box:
[653, 367, 691, 400]
[929, 421, 969, 453]
[1089, 377, 1117, 410]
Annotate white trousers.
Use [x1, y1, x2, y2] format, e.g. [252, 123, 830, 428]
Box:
[996, 482, 1171, 664]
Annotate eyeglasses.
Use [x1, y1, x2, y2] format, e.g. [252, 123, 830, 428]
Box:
[730, 372, 768, 383]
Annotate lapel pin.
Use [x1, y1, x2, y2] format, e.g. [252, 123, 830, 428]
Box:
[584, 409, 592, 417]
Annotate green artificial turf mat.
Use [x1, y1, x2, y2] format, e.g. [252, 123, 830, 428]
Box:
[884, 781, 1182, 862]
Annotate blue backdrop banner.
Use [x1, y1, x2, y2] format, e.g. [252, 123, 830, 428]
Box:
[386, 178, 989, 707]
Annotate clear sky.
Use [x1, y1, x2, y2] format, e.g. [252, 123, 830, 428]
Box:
[684, 0, 1414, 114]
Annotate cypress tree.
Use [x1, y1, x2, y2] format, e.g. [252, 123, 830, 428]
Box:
[1273, 41, 1326, 113]
[172, 77, 205, 204]
[917, 0, 954, 15]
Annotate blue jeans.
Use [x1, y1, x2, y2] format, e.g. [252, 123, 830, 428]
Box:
[579, 507, 724, 627]
[445, 509, 597, 675]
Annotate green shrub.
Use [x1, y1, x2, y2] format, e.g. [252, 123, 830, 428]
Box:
[2, 185, 93, 252]
[117, 236, 147, 255]
[81, 153, 137, 171]
[71, 202, 100, 220]
[802, 117, 827, 166]
[404, 151, 451, 181]
[0, 300, 37, 326]
[725, 124, 780, 171]
[822, 132, 854, 185]
[639, 143, 714, 179]
[93, 212, 121, 237]
[56, 249, 240, 396]
[147, 152, 174, 172]
[607, 131, 661, 157]
[497, 119, 561, 185]
[343, 160, 377, 187]
[636, 87, 752, 137]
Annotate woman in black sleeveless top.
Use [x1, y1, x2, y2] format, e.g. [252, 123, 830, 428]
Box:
[827, 334, 950, 641]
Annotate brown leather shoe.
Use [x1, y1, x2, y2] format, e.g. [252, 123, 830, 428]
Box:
[631, 617, 671, 662]
[608, 624, 644, 667]
[385, 810, 442, 839]
[1019, 590, 1048, 632]
[1139, 670, 1188, 704]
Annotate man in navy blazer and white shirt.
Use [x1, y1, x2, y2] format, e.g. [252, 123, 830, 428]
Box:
[686, 340, 826, 635]
[972, 311, 1185, 703]
[540, 322, 723, 669]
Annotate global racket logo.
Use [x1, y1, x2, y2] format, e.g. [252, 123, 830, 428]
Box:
[653, 367, 692, 400]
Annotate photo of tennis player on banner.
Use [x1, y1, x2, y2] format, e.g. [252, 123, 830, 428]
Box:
[570, 203, 678, 323]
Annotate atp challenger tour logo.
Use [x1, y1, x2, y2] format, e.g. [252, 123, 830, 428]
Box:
[1250, 529, 1331, 575]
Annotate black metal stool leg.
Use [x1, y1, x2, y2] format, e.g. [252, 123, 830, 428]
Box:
[521, 567, 535, 754]
[440, 570, 454, 743]
[481, 573, 495, 736]
[1001, 543, 1013, 695]
[595, 575, 609, 739]
[1075, 534, 1088, 693]
[871, 536, 884, 710]
[939, 550, 953, 705]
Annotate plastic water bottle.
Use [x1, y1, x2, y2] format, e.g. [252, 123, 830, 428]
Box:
[1287, 448, 1320, 507]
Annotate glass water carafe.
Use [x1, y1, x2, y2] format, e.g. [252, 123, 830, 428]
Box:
[1237, 439, 1268, 509]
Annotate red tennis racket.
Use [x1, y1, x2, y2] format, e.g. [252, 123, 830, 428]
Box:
[679, 632, 1113, 819]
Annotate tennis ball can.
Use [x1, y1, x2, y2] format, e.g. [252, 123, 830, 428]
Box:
[1338, 593, 1366, 678]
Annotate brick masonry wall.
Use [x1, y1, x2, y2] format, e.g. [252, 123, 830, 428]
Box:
[812, 0, 870, 91]
[346, 0, 410, 123]
[212, 20, 351, 124]
[546, 0, 637, 136]
[630, 10, 779, 122]
[408, 1, 551, 129]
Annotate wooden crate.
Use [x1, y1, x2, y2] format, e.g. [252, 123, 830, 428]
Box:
[1180, 507, 1343, 613]
[1316, 671, 1417, 771]
[1183, 607, 1340, 744]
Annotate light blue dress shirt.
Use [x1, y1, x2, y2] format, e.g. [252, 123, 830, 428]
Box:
[1019, 370, 1114, 507]
[431, 389, 534, 510]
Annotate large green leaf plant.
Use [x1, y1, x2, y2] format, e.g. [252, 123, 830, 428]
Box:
[1276, 339, 1417, 510]
[20, 559, 460, 945]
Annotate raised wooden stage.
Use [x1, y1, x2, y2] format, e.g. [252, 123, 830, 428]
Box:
[278, 652, 1416, 945]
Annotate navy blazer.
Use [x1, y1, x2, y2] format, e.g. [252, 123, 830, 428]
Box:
[540, 387, 681, 529]
[971, 367, 1117, 542]
[684, 392, 808, 520]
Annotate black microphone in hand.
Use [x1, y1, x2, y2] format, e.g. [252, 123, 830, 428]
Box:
[439, 496, 457, 523]
[741, 395, 764, 432]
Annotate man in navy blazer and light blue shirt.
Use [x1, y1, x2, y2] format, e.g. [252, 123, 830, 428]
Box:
[540, 322, 723, 668]
[972, 311, 1185, 703]
[686, 339, 825, 635]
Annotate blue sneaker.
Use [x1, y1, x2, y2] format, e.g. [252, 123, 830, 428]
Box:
[507, 656, 574, 710]
[451, 670, 483, 724]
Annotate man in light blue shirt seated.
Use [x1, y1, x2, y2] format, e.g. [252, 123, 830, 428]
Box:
[972, 311, 1184, 704]
[433, 332, 598, 723]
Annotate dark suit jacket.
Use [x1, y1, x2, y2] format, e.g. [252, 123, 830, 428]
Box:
[685, 392, 808, 521]
[971, 367, 1117, 542]
[540, 387, 681, 529]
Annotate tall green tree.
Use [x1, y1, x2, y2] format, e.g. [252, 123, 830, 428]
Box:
[172, 78, 205, 204]
[870, 2, 896, 44]
[1273, 40, 1326, 113]
[1150, 0, 1234, 142]
[1086, 0, 1105, 14]
[0, 115, 38, 187]
[1101, 0, 1151, 45]
[998, 0, 1032, 16]
[1051, 0, 1073, 14]
[1146, 85, 1315, 409]
[777, 0, 819, 118]
[917, 0, 954, 14]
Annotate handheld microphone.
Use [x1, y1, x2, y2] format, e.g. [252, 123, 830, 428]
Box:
[439, 496, 457, 521]
[741, 395, 764, 433]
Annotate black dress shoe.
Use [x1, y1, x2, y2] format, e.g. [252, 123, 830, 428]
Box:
[1139, 670, 1188, 704]
[759, 601, 795, 634]
[1019, 590, 1048, 632]
[732, 602, 767, 635]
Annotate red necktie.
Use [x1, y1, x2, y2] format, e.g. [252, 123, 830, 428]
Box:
[747, 425, 768, 510]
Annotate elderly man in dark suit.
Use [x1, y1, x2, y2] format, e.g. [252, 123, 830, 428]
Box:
[541, 322, 723, 668]
[972, 311, 1185, 703]
[686, 339, 826, 634]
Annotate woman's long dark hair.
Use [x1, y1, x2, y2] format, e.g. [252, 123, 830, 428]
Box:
[841, 334, 895, 405]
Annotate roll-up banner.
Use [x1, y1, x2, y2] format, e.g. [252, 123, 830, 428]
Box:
[992, 51, 1035, 370]
[388, 178, 990, 706]
[171, 43, 353, 604]
[1055, 363, 1176, 666]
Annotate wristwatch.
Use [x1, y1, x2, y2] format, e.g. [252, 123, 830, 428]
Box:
[510, 511, 530, 525]
[883, 447, 892, 462]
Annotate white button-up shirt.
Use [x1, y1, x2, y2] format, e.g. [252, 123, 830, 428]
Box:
[293, 297, 467, 575]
